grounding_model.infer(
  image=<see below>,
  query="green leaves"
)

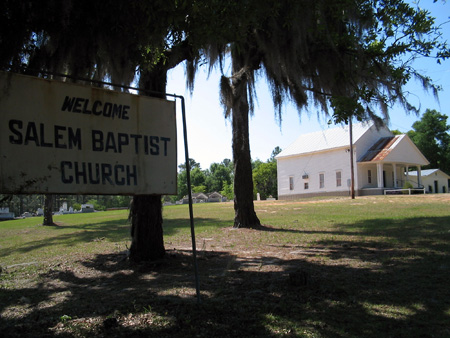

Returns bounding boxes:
[408,109,450,174]
[252,161,277,200]
[329,96,367,125]
[177,159,233,199]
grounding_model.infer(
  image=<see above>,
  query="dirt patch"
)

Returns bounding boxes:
[2,195,449,337]
[1,240,348,337]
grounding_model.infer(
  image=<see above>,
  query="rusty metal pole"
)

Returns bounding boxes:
[180,96,201,304]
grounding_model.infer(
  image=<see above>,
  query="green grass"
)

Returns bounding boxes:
[1,195,450,337]
[0,210,130,267]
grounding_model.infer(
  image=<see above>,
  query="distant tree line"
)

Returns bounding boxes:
[174,158,234,202]
[252,146,282,200]
[167,146,282,203]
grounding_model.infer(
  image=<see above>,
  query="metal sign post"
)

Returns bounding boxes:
[179,95,201,303]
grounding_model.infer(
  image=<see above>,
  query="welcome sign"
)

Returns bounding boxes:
[0,71,177,195]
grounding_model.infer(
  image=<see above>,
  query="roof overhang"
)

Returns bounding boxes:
[358,134,429,166]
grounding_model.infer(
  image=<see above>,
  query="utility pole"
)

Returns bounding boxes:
[349,118,355,199]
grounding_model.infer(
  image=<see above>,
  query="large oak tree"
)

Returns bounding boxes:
[0,0,191,260]
[188,0,449,227]
[1,0,448,257]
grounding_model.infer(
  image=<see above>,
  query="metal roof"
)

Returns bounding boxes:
[276,121,376,158]
[407,169,450,178]
[358,133,429,165]
[358,135,401,162]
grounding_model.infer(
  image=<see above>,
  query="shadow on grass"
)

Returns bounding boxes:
[0,216,227,258]
[0,219,130,258]
[333,215,450,255]
[1,216,449,337]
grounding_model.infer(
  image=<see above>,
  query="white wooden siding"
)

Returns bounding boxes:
[277,147,355,197]
[383,136,429,165]
[408,169,450,193]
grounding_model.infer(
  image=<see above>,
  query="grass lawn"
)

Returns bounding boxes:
[1,195,450,337]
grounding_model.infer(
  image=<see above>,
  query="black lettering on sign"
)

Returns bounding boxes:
[61,161,73,183]
[54,125,67,148]
[92,101,102,115]
[88,163,100,184]
[150,136,159,155]
[101,163,114,185]
[75,162,87,184]
[92,130,103,151]
[39,124,53,147]
[24,122,39,146]
[115,165,125,185]
[61,96,130,120]
[60,161,138,186]
[105,132,117,153]
[103,102,112,117]
[122,105,130,120]
[161,137,170,156]
[8,120,82,150]
[89,130,171,155]
[112,105,122,119]
[117,133,129,153]
[61,96,76,111]
[130,134,142,154]
[82,99,91,114]
[68,128,82,150]
[144,135,149,155]
[127,165,137,185]
[9,119,23,144]
[73,98,83,113]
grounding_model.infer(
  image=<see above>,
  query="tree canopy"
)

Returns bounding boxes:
[192,0,449,125]
[176,159,233,200]
[1,0,449,247]
[253,161,278,200]
[407,109,450,174]
[186,0,449,227]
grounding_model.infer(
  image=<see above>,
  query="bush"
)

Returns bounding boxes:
[221,182,234,200]
[403,181,413,189]
[87,199,106,211]
[403,181,414,194]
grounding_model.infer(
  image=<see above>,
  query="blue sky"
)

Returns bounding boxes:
[167,1,450,169]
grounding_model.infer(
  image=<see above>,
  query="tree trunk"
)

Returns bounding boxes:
[231,56,261,228]
[129,195,165,261]
[128,66,167,262]
[19,195,24,216]
[43,194,54,225]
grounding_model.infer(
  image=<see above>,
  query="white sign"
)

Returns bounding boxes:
[0,71,177,195]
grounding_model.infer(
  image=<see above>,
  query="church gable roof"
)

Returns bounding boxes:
[359,134,429,165]
[276,122,380,158]
[358,136,399,162]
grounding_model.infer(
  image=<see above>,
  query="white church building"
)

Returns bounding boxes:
[276,122,430,199]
